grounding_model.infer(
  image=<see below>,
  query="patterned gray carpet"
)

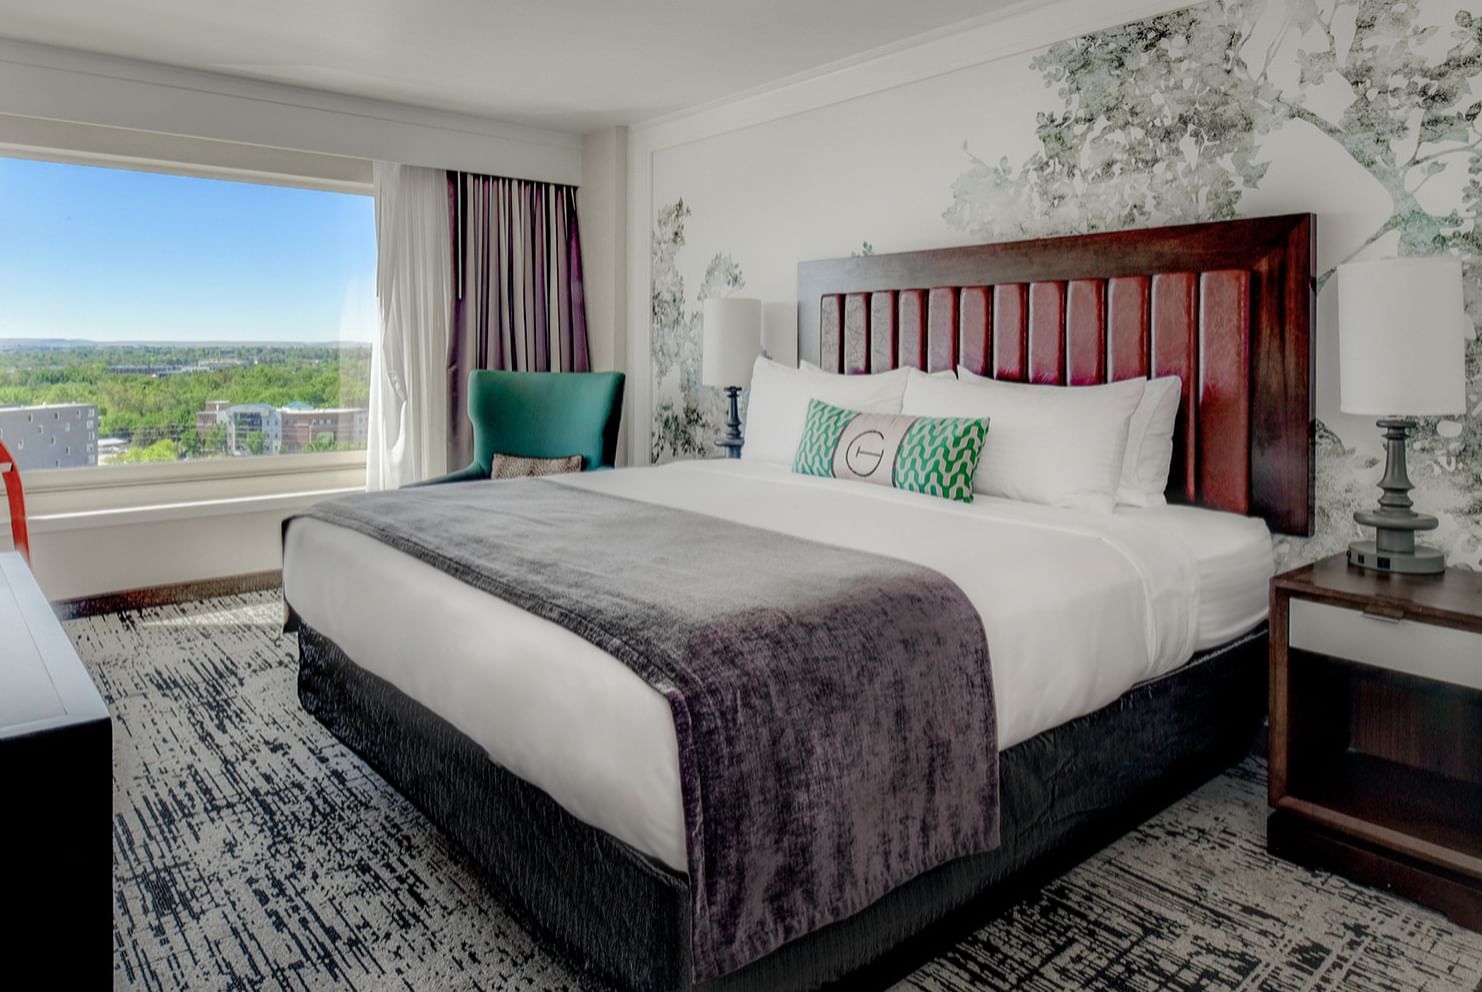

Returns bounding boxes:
[72,593,1482,991]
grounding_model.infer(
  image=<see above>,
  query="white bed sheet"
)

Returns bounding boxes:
[1116,503,1274,649]
[285,460,1248,874]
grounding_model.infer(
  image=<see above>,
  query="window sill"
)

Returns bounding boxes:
[24,450,367,494]
[18,451,367,520]
[27,487,361,533]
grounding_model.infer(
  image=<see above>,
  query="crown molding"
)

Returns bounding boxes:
[630,0,1193,151]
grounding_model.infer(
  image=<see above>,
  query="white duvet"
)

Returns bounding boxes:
[284,460,1262,874]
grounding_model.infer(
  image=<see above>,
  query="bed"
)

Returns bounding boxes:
[283,213,1314,992]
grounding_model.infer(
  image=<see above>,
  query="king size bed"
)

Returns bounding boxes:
[282,214,1314,991]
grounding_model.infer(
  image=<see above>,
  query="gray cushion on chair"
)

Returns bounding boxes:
[489,453,583,479]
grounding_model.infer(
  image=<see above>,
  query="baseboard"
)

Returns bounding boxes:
[51,570,282,620]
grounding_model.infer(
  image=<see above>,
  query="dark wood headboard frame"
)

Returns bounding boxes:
[797,214,1315,535]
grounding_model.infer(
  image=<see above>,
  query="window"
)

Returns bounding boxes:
[0,155,375,471]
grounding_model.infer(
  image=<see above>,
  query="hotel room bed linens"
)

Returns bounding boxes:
[1115,502,1274,647]
[283,459,1270,875]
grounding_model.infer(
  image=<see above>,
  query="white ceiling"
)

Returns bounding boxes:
[0,0,1019,132]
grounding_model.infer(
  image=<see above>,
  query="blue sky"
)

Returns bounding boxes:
[0,156,377,343]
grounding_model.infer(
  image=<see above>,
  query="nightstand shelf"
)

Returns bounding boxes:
[1283,750,1482,873]
[1269,554,1482,932]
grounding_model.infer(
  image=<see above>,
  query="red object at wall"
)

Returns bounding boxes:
[0,438,30,564]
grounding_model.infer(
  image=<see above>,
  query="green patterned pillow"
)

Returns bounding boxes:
[791,398,989,503]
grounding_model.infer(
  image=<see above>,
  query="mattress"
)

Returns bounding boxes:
[283,460,1268,875]
[1116,503,1274,647]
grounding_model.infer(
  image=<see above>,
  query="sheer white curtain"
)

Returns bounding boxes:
[367,162,452,491]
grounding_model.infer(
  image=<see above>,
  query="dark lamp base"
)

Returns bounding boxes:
[715,385,744,460]
[1348,417,1446,576]
[1347,540,1445,575]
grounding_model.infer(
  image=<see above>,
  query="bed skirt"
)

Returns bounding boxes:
[297,623,1267,992]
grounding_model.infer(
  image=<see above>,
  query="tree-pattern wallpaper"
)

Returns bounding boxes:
[650,0,1481,568]
[651,200,746,463]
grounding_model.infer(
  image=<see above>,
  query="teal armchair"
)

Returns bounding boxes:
[417,370,625,486]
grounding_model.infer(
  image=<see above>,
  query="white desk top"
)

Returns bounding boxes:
[0,552,108,738]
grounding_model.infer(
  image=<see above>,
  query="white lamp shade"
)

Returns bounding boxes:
[702,297,762,388]
[1337,257,1467,416]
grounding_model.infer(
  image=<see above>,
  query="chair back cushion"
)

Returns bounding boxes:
[489,453,584,479]
[467,370,625,472]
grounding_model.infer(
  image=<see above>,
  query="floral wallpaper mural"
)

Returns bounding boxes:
[943,0,1481,568]
[649,0,1480,568]
[650,199,746,463]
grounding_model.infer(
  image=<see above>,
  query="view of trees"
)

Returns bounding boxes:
[115,438,184,463]
[0,342,372,452]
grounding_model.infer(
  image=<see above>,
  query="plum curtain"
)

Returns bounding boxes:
[446,172,590,470]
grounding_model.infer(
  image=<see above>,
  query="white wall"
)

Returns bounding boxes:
[27,490,358,601]
[0,113,374,191]
[0,39,582,183]
[0,455,368,599]
[580,126,631,462]
[580,127,630,373]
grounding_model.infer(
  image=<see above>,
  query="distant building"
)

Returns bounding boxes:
[279,407,369,453]
[196,400,366,455]
[109,359,244,376]
[195,402,283,455]
[0,403,98,470]
[195,399,231,439]
[97,438,129,462]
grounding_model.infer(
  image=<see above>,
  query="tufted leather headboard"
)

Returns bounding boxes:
[797,214,1315,535]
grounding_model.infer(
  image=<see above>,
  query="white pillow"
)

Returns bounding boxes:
[955,367,1182,508]
[902,369,1142,512]
[1117,375,1182,507]
[742,357,910,466]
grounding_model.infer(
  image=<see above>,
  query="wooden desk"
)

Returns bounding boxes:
[0,551,112,981]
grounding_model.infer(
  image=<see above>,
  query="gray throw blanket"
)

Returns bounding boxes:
[295,478,999,979]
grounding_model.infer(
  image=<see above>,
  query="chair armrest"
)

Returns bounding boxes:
[405,463,488,488]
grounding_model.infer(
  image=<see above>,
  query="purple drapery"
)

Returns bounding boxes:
[447,172,590,468]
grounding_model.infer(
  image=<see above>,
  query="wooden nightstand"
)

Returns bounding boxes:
[1269,553,1482,932]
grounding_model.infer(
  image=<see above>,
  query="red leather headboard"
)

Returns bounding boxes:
[797,214,1314,535]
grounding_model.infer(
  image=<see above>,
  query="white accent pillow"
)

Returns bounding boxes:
[742,357,911,466]
[902,369,1142,512]
[954,367,1182,508]
[1116,375,1182,507]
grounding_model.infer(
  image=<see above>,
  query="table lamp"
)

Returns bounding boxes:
[702,297,762,458]
[1337,256,1467,574]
